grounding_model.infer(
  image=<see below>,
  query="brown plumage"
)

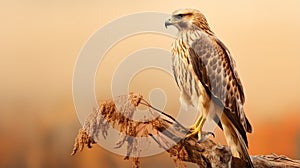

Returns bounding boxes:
[165,8,253,167]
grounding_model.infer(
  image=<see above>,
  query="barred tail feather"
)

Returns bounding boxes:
[236,128,254,168]
[221,114,254,168]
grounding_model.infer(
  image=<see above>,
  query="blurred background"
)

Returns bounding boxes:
[0,0,299,167]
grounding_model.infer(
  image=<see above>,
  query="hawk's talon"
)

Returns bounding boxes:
[186,126,215,142]
[186,125,200,139]
[206,131,215,138]
[197,131,215,143]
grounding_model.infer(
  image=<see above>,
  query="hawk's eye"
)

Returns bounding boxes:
[175,14,184,18]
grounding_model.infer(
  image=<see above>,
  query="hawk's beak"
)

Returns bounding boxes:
[165,17,173,28]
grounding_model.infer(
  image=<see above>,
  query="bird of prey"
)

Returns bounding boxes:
[165,9,253,167]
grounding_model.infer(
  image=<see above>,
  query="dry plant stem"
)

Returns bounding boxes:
[71,93,300,168]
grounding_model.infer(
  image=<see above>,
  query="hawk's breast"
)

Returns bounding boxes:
[171,31,209,108]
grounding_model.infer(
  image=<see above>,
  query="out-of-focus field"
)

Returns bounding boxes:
[0,1,299,167]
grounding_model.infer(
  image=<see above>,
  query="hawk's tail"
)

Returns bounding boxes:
[221,114,254,168]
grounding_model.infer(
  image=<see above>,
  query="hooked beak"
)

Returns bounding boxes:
[164,17,173,28]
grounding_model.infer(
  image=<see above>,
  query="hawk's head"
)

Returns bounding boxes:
[165,8,212,34]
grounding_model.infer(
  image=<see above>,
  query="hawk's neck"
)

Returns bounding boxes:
[171,30,202,57]
[179,30,202,45]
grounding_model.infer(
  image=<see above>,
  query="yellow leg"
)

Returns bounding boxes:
[196,116,206,140]
[186,99,211,140]
[186,113,209,141]
[190,113,203,130]
[187,113,204,138]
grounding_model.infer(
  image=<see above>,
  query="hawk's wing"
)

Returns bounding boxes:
[188,33,252,145]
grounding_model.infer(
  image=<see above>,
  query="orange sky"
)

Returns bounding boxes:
[0,0,299,167]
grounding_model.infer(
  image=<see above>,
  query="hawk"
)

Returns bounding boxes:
[165,9,253,167]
